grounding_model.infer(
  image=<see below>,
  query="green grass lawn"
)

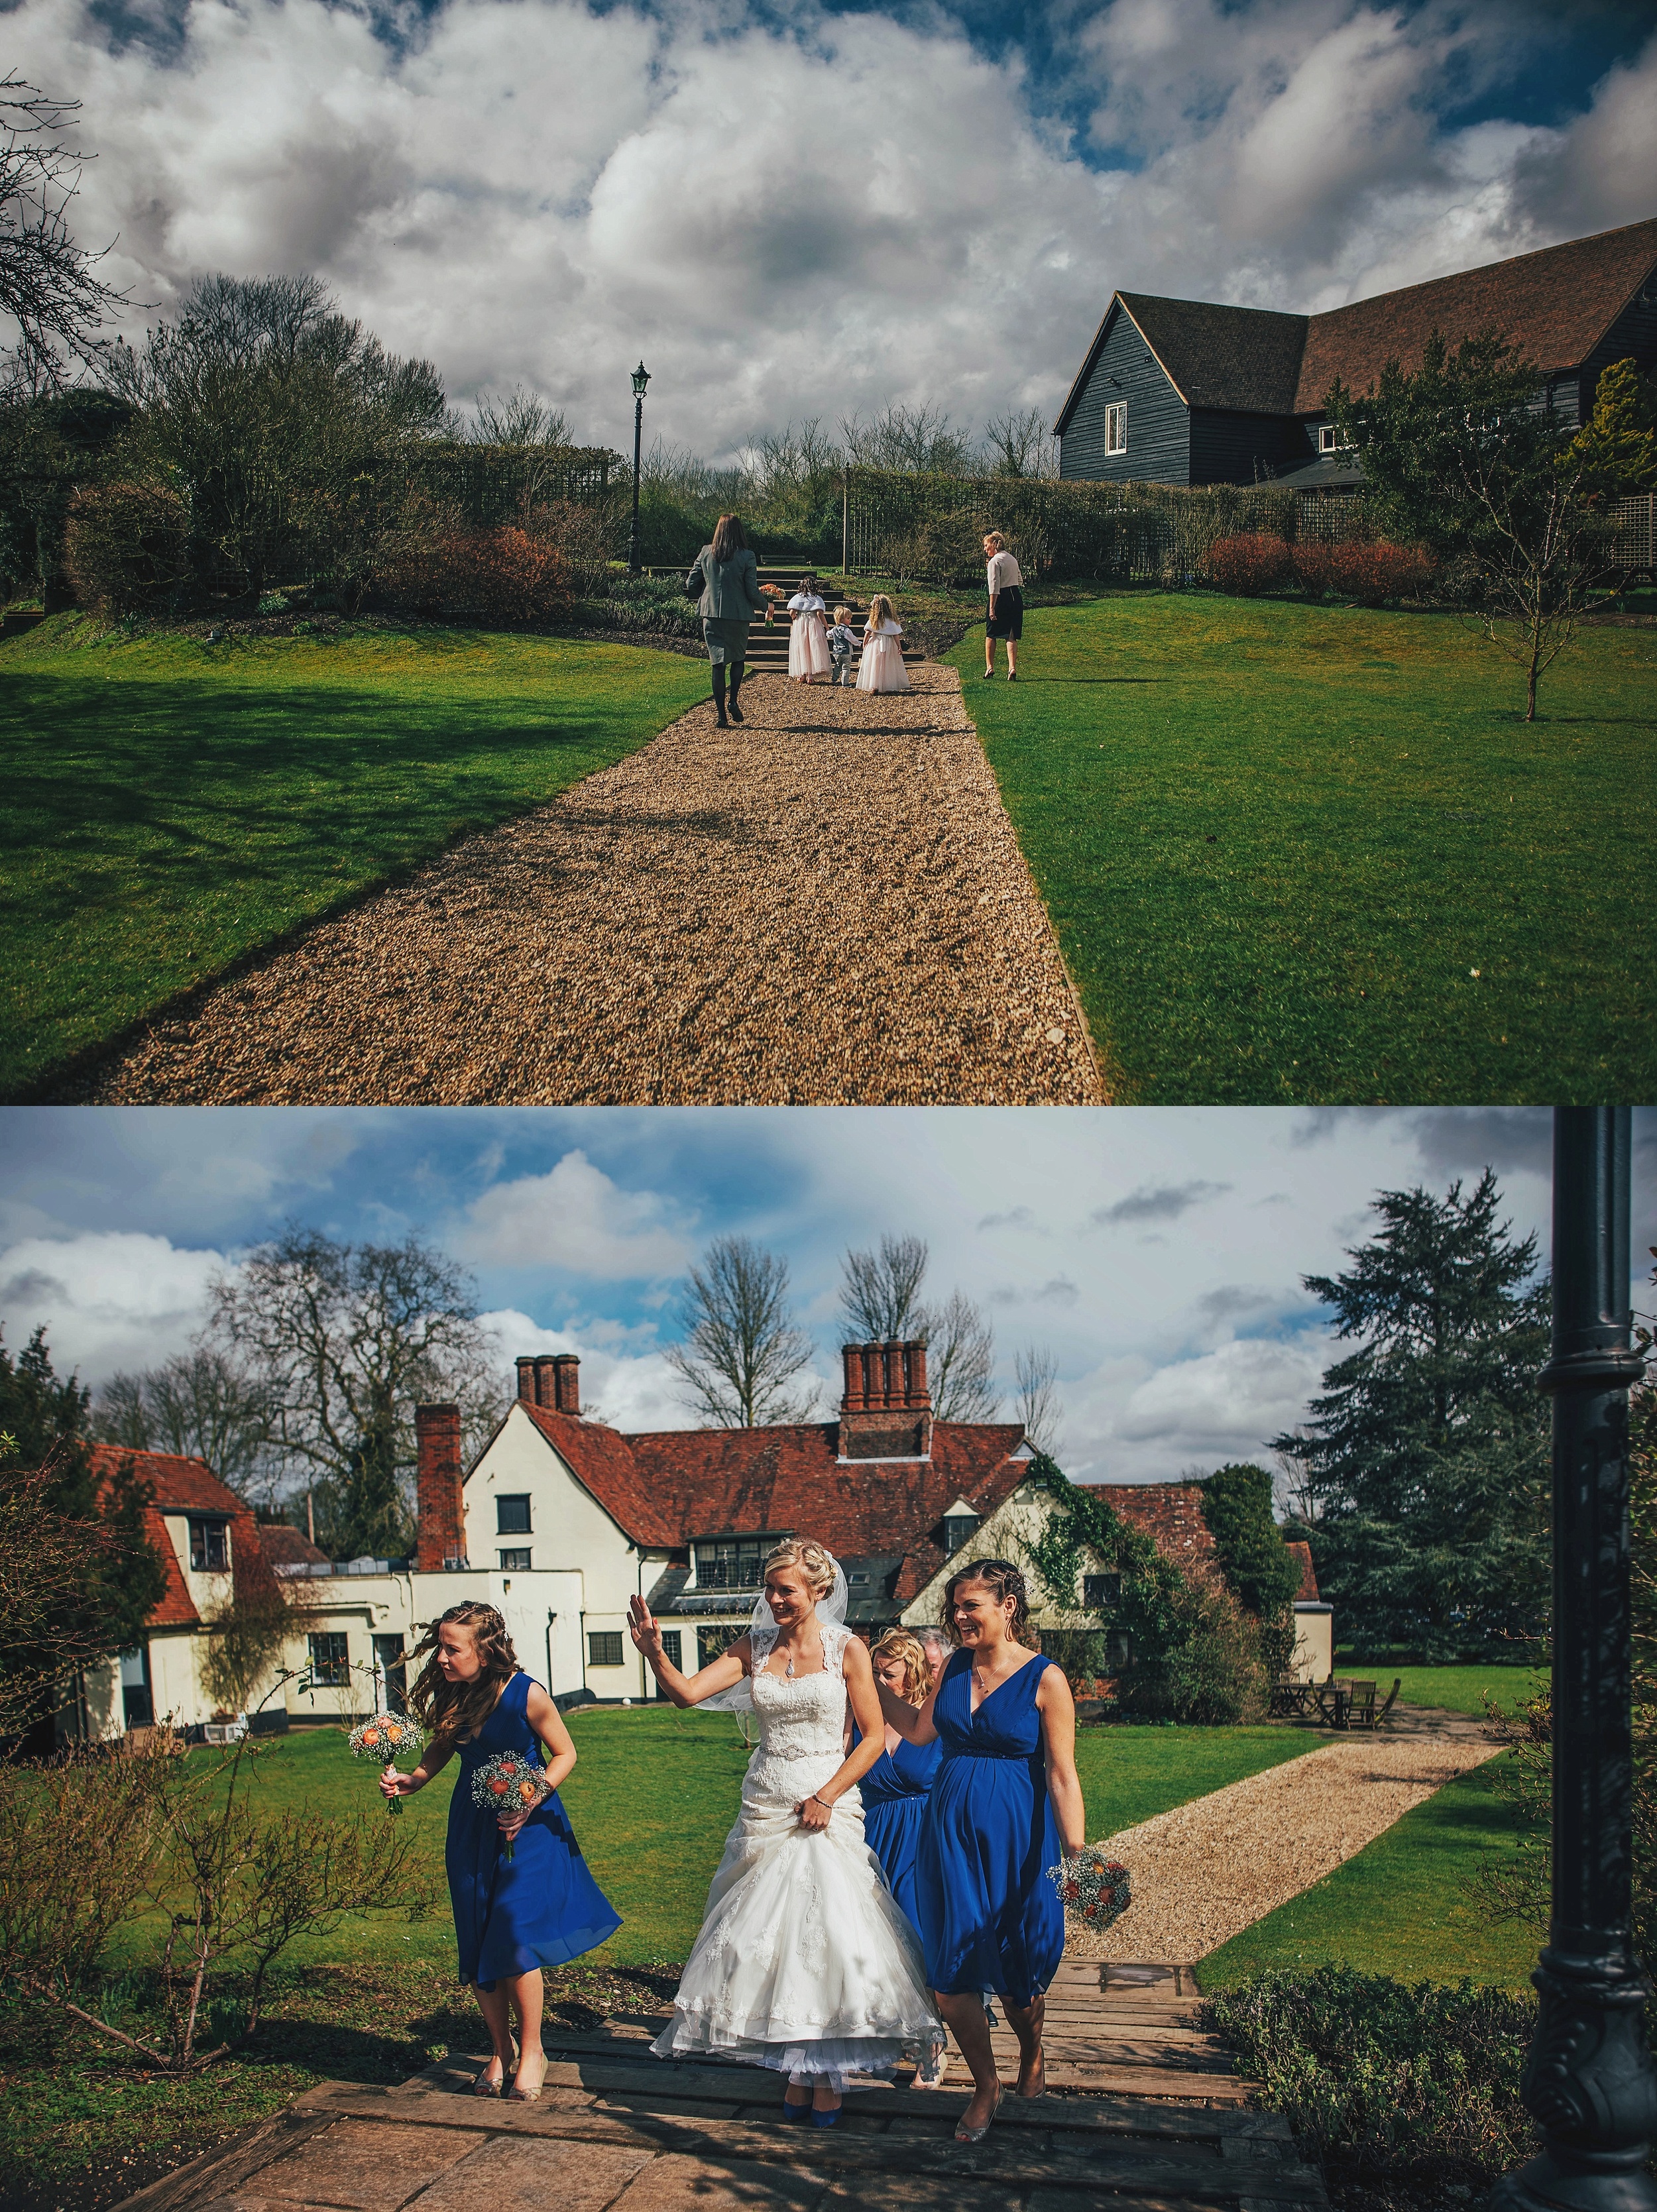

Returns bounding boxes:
[0,617,708,1097]
[948,593,1656,1103]
[1386,1666,1541,1718]
[1199,1756,1537,1991]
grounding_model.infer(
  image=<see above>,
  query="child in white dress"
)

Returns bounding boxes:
[787,575,832,684]
[856,594,910,694]
[628,1539,941,2128]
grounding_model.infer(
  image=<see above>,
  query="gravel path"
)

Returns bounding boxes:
[78,664,1103,1106]
[1071,1730,1499,1965]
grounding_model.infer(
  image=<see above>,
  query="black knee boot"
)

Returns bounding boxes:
[727,661,745,722]
[711,663,728,726]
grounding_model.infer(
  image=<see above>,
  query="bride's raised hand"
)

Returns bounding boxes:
[628,1594,663,1659]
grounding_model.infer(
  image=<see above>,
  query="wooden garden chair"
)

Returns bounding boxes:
[1343,1680,1380,1729]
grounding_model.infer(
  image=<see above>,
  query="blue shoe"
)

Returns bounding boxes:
[781,2098,811,2124]
[809,2105,841,2129]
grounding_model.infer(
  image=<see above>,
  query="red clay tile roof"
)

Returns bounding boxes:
[516,1408,1031,1596]
[1087,1482,1218,1565]
[89,1443,255,1631]
[1285,1539,1320,1603]
[1293,217,1657,410]
[254,1523,329,1569]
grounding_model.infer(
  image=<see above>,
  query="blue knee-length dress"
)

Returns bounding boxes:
[447,1671,621,1988]
[915,1651,1064,2003]
[853,1726,943,1939]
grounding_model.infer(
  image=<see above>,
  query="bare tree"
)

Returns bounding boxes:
[205,1227,498,1559]
[929,1290,1000,1422]
[839,1234,930,1341]
[839,403,974,476]
[1014,1346,1062,1454]
[468,384,570,447]
[95,1349,277,1501]
[982,408,1055,480]
[666,1237,819,1429]
[0,76,128,395]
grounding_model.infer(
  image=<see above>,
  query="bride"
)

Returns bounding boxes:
[626,1537,942,2127]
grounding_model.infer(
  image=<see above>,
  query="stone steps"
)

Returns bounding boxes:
[117,1957,1317,2212]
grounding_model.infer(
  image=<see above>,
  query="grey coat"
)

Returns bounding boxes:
[686,544,764,621]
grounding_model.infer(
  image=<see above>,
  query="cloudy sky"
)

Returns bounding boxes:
[3,1106,1652,1488]
[13,0,1655,455]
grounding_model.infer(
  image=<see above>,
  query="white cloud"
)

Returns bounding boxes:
[455,1150,690,1278]
[482,1305,711,1432]
[0,1231,231,1384]
[3,0,1643,455]
[1114,1332,1327,1453]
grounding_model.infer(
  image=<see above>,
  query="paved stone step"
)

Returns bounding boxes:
[284,2075,1323,2201]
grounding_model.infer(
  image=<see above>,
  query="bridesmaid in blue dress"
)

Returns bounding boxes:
[383,1601,621,2102]
[878,1560,1084,2146]
[859,1628,950,2089]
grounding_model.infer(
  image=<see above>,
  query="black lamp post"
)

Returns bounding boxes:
[628,360,650,575]
[1492,1106,1657,2212]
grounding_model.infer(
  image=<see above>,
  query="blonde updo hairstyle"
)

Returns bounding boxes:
[762,1536,838,1601]
[870,1628,931,1705]
[984,529,1008,551]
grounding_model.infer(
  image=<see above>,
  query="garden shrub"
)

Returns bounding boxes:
[1295,539,1435,604]
[378,518,570,621]
[1200,532,1293,595]
[62,480,189,612]
[1204,1967,1533,2184]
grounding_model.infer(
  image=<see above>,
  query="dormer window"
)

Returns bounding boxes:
[1318,425,1354,455]
[188,1517,229,1571]
[941,1501,980,1556]
[696,1537,766,1590]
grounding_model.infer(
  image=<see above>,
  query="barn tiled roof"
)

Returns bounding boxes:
[1117,295,1309,413]
[88,1442,253,1631]
[1293,217,1657,410]
[1060,219,1657,438]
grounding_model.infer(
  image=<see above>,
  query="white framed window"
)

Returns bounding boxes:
[1318,424,1337,453]
[498,1547,531,1572]
[1105,402,1127,456]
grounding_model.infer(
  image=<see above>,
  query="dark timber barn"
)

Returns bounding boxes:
[1055,217,1657,489]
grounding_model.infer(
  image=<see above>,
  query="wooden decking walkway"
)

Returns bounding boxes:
[121,1957,1323,2212]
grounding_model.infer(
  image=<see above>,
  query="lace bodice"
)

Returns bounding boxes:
[744,1624,852,1793]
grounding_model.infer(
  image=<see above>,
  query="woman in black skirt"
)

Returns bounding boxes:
[983,530,1023,682]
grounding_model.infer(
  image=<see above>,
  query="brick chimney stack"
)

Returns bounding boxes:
[518,1353,581,1415]
[551,1355,581,1415]
[837,1341,932,1461]
[415,1403,467,1571]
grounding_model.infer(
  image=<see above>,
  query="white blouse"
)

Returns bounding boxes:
[787,592,826,614]
[866,618,903,636]
[987,551,1023,592]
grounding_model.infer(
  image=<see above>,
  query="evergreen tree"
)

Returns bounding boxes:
[0,1326,166,1735]
[1275,1172,1550,1658]
[1200,1464,1302,1618]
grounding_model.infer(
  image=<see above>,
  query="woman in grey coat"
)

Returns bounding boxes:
[685,513,763,727]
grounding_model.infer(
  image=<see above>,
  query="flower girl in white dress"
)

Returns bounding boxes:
[786,577,832,683]
[627,1539,941,2126]
[856,594,910,693]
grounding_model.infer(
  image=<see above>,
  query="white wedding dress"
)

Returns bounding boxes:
[652,1618,943,2081]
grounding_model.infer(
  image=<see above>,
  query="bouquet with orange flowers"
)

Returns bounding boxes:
[471,1751,550,1860]
[349,1712,426,1814]
[1047,1846,1131,1931]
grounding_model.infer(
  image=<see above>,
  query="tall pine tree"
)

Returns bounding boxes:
[0,1327,166,1740]
[1276,1172,1550,1659]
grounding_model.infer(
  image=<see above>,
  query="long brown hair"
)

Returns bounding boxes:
[943,1557,1031,1645]
[408,1601,521,1742]
[711,514,747,562]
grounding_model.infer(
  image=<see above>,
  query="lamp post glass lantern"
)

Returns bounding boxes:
[1491,1105,1657,2212]
[628,360,650,575]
